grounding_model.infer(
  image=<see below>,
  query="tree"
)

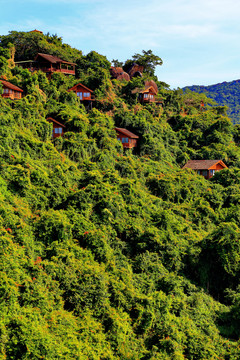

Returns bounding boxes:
[123,50,163,77]
[111,59,124,68]
[0,31,81,62]
[76,51,111,75]
[0,46,10,76]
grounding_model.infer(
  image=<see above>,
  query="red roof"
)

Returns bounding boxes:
[46,117,66,128]
[31,29,43,34]
[115,127,139,139]
[0,79,23,92]
[68,83,93,93]
[35,53,75,65]
[183,160,227,170]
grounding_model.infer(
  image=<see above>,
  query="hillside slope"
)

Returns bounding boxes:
[0,30,240,359]
[183,79,240,124]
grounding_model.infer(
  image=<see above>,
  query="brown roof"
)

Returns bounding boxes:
[30,29,43,34]
[139,86,158,95]
[68,83,93,93]
[0,79,23,92]
[115,127,139,139]
[183,160,227,170]
[35,53,75,65]
[145,80,158,93]
[132,85,158,96]
[46,117,66,127]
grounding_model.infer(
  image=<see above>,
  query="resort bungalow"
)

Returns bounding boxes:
[131,81,162,105]
[15,53,76,78]
[68,83,95,109]
[183,159,228,179]
[138,86,158,104]
[115,127,139,149]
[0,79,23,100]
[47,117,66,138]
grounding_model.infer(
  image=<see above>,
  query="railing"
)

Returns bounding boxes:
[59,68,75,75]
[2,93,21,100]
[16,63,76,76]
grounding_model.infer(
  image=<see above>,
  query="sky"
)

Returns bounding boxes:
[1,0,240,89]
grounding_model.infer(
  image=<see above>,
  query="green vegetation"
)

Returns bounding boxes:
[0,30,240,359]
[183,80,240,124]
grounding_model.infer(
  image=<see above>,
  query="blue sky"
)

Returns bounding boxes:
[1,0,240,88]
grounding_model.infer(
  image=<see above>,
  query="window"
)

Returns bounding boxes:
[77,92,83,100]
[54,128,63,134]
[122,137,129,143]
[202,170,208,177]
[144,94,149,99]
[84,92,90,98]
[210,169,215,176]
[3,88,9,94]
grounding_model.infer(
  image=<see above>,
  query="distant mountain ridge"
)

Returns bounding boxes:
[183,79,240,124]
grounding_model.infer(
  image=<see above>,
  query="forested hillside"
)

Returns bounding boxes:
[1,30,240,359]
[183,80,240,124]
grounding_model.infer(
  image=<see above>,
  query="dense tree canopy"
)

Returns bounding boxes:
[184,80,240,124]
[0,30,240,359]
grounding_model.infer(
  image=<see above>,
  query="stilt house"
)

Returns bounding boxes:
[47,117,66,138]
[115,127,139,149]
[0,79,23,100]
[68,83,95,109]
[15,53,76,78]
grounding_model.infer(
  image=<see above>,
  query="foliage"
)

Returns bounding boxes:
[183,80,240,124]
[123,50,163,77]
[0,30,240,359]
[0,30,82,62]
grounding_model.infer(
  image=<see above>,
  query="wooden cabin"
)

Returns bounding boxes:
[0,79,23,100]
[47,117,66,138]
[183,160,228,179]
[138,86,158,104]
[15,53,76,78]
[68,83,95,109]
[115,127,139,149]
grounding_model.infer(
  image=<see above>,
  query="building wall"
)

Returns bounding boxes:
[116,133,137,148]
[197,164,226,179]
[2,88,22,99]
[73,86,93,100]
